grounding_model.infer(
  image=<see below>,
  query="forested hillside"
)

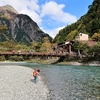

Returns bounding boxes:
[53,0,100,43]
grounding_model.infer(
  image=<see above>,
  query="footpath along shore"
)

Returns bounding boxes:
[0,65,50,100]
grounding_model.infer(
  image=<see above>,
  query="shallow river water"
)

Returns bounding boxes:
[1,62,100,100]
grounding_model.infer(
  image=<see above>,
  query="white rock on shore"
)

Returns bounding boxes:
[0,65,50,100]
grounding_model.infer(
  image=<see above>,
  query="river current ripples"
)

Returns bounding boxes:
[39,64,100,100]
[1,62,100,100]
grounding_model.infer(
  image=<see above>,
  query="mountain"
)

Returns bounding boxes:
[53,0,100,43]
[0,5,52,44]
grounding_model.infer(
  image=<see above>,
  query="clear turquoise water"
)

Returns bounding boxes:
[1,62,100,100]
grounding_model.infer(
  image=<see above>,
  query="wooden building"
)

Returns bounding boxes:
[52,41,74,55]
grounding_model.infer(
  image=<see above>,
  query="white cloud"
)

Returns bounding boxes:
[41,1,65,17]
[40,1,77,24]
[41,26,65,38]
[0,0,77,38]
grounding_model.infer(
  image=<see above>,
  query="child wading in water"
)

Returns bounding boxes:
[33,69,40,83]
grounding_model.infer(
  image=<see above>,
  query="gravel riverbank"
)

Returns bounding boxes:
[0,65,50,100]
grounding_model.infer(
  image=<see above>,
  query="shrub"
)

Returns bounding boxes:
[0,56,6,61]
[9,56,24,61]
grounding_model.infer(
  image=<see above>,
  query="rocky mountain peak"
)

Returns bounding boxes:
[2,5,18,14]
[0,5,18,19]
[0,5,52,44]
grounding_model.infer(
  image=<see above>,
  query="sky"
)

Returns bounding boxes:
[0,0,94,38]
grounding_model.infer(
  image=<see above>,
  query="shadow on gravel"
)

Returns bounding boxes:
[30,79,34,83]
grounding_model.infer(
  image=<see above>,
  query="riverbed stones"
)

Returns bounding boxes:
[0,65,50,100]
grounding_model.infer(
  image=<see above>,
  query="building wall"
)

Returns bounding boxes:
[75,33,88,41]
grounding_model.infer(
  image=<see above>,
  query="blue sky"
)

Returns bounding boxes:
[0,0,94,38]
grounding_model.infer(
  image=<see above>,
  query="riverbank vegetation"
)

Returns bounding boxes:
[56,41,100,64]
[0,38,100,65]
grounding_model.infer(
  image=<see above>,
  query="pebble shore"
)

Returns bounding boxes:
[0,65,50,100]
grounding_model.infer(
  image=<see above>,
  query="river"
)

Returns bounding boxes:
[1,62,100,100]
